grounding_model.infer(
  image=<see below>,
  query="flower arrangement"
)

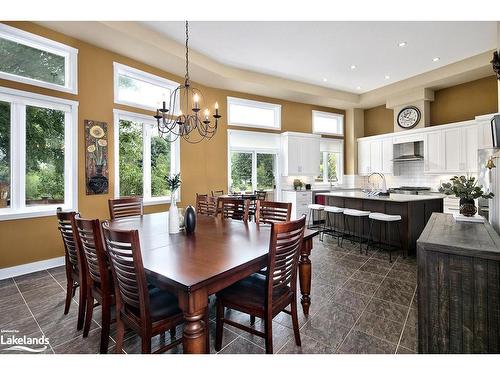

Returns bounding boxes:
[87,124,107,167]
[440,175,494,200]
[166,173,182,194]
[293,179,304,191]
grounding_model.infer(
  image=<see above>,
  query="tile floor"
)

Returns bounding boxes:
[0,236,417,354]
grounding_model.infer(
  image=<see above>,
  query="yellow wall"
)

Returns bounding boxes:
[0,21,344,269]
[364,105,394,137]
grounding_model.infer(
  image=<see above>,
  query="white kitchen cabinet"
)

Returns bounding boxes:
[381,138,394,174]
[357,139,371,176]
[424,131,444,173]
[476,113,496,149]
[463,125,479,173]
[443,128,461,172]
[369,140,382,173]
[281,132,320,176]
[281,190,312,219]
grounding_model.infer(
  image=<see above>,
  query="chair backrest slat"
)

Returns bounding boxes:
[211,190,224,197]
[75,215,111,290]
[254,190,267,201]
[102,222,150,322]
[56,208,80,269]
[266,216,306,304]
[255,201,292,224]
[219,197,250,222]
[196,193,217,216]
[108,197,143,220]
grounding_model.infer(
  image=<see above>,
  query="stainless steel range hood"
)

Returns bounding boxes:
[393,141,424,162]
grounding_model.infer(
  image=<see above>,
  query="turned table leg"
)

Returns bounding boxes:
[299,237,313,316]
[178,288,208,354]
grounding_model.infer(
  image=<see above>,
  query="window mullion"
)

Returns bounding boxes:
[10,103,26,210]
[323,152,328,183]
[252,152,257,192]
[143,123,152,200]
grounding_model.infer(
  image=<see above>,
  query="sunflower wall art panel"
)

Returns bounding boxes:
[85,120,109,195]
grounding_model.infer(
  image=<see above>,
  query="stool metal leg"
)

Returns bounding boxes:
[388,222,392,263]
[367,219,374,255]
[358,216,363,254]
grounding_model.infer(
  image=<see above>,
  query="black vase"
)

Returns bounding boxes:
[87,165,108,194]
[184,205,196,234]
[459,198,477,217]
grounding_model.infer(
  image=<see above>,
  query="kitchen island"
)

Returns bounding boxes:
[319,191,444,255]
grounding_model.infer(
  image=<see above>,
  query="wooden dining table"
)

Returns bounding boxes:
[108,212,319,354]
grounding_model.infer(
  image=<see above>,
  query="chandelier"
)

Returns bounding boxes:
[154,21,220,143]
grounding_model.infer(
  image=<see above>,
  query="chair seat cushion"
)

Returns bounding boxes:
[216,273,291,312]
[369,212,402,222]
[343,208,370,217]
[308,204,324,210]
[324,206,344,213]
[127,287,181,322]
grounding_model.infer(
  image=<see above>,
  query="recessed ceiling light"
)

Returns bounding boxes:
[322,78,328,82]
[432,57,440,62]
[350,65,357,70]
[398,41,407,47]
[384,75,390,80]
[356,86,362,90]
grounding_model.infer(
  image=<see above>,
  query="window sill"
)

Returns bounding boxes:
[143,197,180,207]
[0,205,76,221]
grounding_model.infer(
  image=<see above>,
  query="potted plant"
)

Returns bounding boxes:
[440,175,494,217]
[166,173,182,234]
[293,179,303,191]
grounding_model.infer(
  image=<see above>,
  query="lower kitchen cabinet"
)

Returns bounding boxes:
[282,190,312,220]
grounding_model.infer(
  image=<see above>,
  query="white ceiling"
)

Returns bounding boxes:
[142,21,497,94]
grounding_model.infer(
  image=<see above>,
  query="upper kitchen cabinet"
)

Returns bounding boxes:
[281,132,321,176]
[357,136,393,176]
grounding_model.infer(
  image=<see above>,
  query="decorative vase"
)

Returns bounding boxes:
[87,165,108,194]
[184,205,196,234]
[169,194,180,234]
[459,198,477,217]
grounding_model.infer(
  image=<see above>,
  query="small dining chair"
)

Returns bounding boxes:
[56,208,87,331]
[215,215,306,354]
[219,197,250,222]
[196,193,217,216]
[211,190,224,197]
[102,222,184,354]
[108,196,143,220]
[75,215,114,353]
[255,200,292,224]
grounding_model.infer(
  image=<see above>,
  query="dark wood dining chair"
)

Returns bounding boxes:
[108,197,143,220]
[215,215,306,354]
[211,190,224,197]
[196,193,217,216]
[75,215,114,354]
[56,208,87,331]
[219,197,250,222]
[254,190,267,201]
[255,200,292,224]
[101,222,184,354]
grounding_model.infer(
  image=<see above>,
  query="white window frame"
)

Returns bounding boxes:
[316,139,344,186]
[113,109,180,205]
[227,96,281,130]
[227,129,281,199]
[0,24,78,94]
[0,86,78,221]
[312,110,344,136]
[113,62,180,112]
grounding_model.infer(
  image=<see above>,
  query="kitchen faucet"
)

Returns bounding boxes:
[368,172,388,193]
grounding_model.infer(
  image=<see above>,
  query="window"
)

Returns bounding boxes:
[312,110,344,136]
[316,139,343,184]
[114,62,179,111]
[0,86,78,220]
[0,24,78,94]
[227,97,281,130]
[114,110,180,204]
[227,130,280,200]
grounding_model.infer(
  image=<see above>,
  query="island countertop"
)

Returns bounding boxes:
[318,191,445,202]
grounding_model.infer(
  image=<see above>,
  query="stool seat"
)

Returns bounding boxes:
[343,208,370,217]
[324,206,344,214]
[308,204,325,210]
[369,212,402,222]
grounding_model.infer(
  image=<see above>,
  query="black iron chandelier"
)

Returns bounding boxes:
[154,21,220,143]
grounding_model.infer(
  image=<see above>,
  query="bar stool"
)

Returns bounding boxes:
[341,208,371,253]
[366,212,403,263]
[321,206,344,245]
[307,204,325,229]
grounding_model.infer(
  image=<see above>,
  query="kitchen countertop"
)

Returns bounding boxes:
[319,191,446,202]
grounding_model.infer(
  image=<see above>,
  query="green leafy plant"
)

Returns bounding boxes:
[440,175,494,200]
[293,179,303,190]
[166,173,181,193]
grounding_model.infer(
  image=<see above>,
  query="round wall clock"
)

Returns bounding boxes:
[397,106,421,129]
